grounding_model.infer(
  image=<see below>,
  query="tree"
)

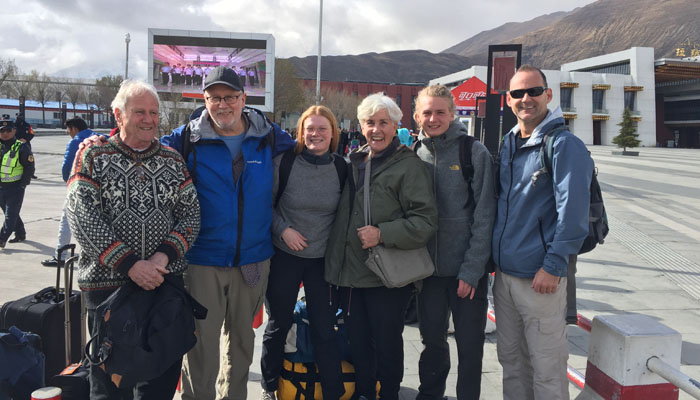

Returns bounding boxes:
[159,91,195,137]
[94,75,123,127]
[273,58,306,123]
[303,85,361,129]
[0,58,17,90]
[64,82,85,117]
[29,70,52,126]
[613,108,641,151]
[8,72,33,101]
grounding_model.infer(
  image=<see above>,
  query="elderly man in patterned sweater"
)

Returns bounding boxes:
[66,80,200,400]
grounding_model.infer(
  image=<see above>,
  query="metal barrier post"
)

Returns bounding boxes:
[647,356,700,399]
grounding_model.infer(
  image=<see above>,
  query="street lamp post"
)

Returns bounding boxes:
[125,33,131,79]
[315,0,323,105]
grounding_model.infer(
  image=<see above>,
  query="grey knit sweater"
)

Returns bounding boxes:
[415,121,496,287]
[272,150,343,258]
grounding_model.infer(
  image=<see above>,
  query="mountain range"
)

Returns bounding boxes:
[288,0,700,84]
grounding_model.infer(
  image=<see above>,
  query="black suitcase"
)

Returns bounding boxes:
[0,244,82,379]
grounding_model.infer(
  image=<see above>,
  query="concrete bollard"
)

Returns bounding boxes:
[576,314,681,400]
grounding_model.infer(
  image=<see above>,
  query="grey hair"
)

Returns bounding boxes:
[111,80,160,114]
[357,92,403,123]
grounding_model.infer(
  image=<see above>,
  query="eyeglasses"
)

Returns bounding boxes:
[205,94,242,105]
[508,86,547,99]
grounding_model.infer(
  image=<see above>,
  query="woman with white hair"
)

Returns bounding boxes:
[325,93,437,400]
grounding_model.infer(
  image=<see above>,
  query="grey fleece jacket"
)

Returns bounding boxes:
[271,151,343,258]
[415,121,497,287]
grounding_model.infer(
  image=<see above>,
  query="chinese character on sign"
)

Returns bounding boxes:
[692,49,700,57]
[676,48,686,57]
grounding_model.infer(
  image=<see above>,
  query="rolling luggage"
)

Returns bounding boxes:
[0,244,82,379]
[48,253,89,400]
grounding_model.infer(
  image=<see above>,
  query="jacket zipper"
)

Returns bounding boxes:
[537,217,547,252]
[497,135,516,267]
[430,139,439,274]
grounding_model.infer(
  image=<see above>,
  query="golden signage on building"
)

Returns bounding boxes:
[674,39,700,58]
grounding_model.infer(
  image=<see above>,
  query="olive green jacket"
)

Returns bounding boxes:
[325,143,438,288]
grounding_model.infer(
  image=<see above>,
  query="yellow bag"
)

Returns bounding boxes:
[277,359,379,400]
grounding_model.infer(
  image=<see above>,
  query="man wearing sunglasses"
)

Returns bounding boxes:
[161,66,294,400]
[492,65,593,400]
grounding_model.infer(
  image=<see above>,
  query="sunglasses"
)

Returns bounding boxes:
[508,86,547,99]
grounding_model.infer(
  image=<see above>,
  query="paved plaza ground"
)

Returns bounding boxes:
[1,133,699,399]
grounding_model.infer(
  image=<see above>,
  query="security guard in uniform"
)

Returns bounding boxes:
[0,118,35,248]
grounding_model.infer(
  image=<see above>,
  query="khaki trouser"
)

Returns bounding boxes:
[181,261,270,400]
[493,270,569,400]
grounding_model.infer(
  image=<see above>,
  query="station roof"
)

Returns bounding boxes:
[654,58,700,82]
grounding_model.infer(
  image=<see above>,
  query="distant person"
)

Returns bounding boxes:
[15,113,36,179]
[161,62,172,85]
[0,118,34,249]
[412,85,496,400]
[67,80,200,399]
[248,68,257,87]
[238,67,247,87]
[184,65,194,87]
[492,65,592,400]
[194,65,203,86]
[42,117,98,267]
[173,64,183,86]
[397,127,413,146]
[336,128,350,155]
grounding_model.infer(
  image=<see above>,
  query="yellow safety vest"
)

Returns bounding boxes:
[1,141,23,183]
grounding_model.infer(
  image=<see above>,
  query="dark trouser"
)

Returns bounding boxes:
[338,284,413,400]
[416,274,488,400]
[84,281,183,400]
[0,185,26,242]
[566,255,578,324]
[161,72,168,85]
[260,248,344,399]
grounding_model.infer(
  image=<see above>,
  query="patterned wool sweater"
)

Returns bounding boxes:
[66,135,200,291]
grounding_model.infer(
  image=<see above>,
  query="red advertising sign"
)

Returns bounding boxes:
[452,77,495,109]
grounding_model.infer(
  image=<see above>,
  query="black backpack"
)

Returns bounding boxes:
[533,126,609,254]
[275,149,348,208]
[412,134,479,208]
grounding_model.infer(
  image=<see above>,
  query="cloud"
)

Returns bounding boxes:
[2,0,597,80]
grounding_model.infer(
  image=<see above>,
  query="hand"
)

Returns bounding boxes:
[78,135,108,150]
[457,280,476,299]
[148,251,169,268]
[281,227,308,252]
[357,225,381,249]
[18,138,27,143]
[127,260,169,291]
[531,267,559,294]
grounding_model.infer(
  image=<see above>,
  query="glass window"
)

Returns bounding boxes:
[592,90,605,113]
[624,91,636,111]
[560,88,573,111]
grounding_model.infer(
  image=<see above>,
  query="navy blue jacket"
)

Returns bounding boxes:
[161,107,294,267]
[62,129,98,182]
[492,108,593,278]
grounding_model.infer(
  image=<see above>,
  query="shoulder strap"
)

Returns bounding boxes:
[275,149,297,208]
[540,125,569,176]
[331,153,348,191]
[409,140,421,153]
[180,124,198,185]
[459,135,476,208]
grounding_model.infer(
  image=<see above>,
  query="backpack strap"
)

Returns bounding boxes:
[532,125,568,186]
[275,149,297,208]
[331,153,348,190]
[459,135,476,208]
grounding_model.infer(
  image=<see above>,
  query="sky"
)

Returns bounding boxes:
[2,0,597,80]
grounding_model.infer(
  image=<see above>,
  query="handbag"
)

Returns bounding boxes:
[362,157,435,288]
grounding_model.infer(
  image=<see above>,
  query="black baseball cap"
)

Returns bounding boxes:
[0,119,15,131]
[203,66,243,92]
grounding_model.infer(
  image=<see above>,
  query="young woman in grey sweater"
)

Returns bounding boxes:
[260,105,347,400]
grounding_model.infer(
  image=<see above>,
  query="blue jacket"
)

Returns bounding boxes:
[492,107,592,278]
[161,107,295,268]
[62,129,98,182]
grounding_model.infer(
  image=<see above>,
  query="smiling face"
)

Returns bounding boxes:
[303,114,333,155]
[362,108,398,154]
[506,70,552,136]
[116,92,159,149]
[204,84,247,135]
[414,96,454,137]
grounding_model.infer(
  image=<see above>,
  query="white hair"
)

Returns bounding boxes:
[357,92,403,123]
[111,80,160,114]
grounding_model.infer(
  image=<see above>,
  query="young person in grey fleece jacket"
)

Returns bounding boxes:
[413,85,496,400]
[260,105,346,400]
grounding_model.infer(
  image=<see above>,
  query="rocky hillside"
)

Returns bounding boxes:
[287,50,475,84]
[444,0,700,69]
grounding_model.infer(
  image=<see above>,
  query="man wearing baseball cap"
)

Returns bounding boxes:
[161,66,294,400]
[0,118,35,248]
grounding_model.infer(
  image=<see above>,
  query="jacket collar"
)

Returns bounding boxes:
[507,106,566,148]
[189,106,272,141]
[417,120,469,147]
